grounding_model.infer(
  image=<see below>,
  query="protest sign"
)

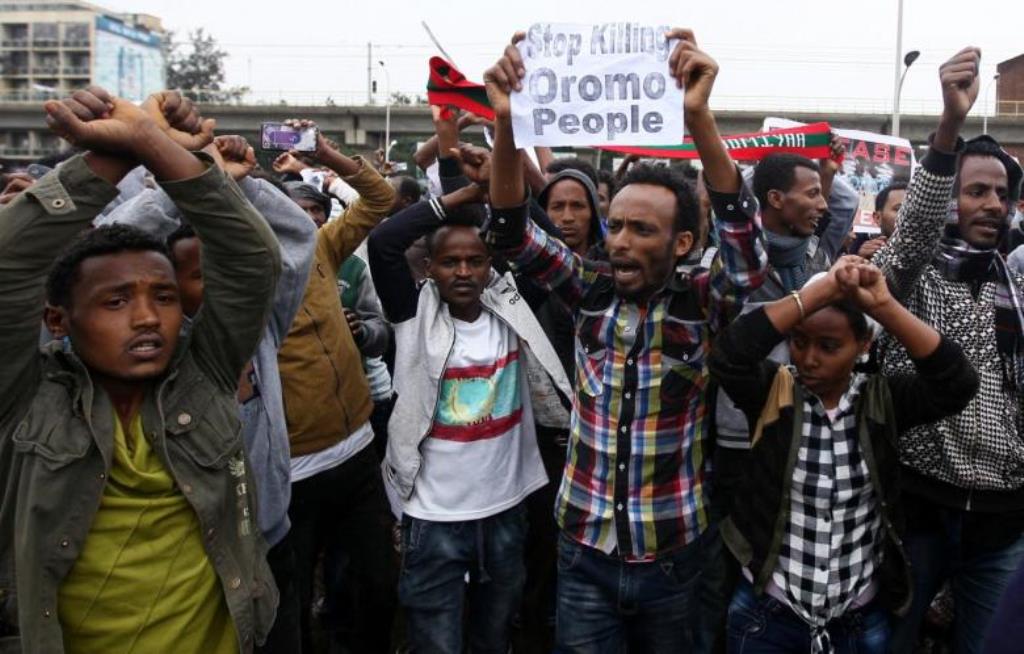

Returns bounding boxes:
[509,23,683,148]
[602,122,833,161]
[763,117,916,234]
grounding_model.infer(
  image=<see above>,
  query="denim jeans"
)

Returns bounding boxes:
[890,500,1024,654]
[554,531,703,653]
[398,502,528,654]
[726,578,889,653]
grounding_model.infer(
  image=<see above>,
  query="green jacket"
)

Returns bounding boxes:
[0,154,283,653]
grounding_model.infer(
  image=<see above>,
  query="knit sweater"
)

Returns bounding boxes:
[874,143,1024,510]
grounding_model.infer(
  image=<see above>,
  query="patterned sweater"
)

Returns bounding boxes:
[874,143,1024,508]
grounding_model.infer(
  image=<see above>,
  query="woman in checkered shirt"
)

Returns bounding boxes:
[708,257,978,653]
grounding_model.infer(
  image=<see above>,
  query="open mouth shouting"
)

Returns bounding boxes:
[127,333,165,361]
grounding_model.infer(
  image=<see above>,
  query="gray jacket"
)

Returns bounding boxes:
[100,176,316,545]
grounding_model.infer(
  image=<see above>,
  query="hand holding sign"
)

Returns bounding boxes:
[666,28,718,119]
[483,32,527,122]
[507,23,684,147]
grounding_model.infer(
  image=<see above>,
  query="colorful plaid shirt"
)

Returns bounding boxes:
[489,179,766,560]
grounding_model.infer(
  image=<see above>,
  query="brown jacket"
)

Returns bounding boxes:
[277,159,394,456]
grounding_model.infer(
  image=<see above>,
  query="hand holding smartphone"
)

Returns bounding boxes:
[260,122,318,152]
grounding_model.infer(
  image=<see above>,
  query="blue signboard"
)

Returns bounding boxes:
[93,16,165,102]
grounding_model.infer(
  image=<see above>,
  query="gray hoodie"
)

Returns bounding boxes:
[97,175,317,546]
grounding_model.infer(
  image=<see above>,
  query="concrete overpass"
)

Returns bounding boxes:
[2,102,1023,164]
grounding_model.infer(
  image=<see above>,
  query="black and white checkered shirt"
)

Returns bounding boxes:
[773,372,884,628]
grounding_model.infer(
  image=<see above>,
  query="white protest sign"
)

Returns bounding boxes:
[510,23,683,148]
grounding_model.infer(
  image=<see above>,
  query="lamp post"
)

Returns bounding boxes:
[377,60,391,163]
[983,73,1001,135]
[893,49,920,137]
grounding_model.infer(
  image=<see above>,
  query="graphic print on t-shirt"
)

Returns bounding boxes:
[432,348,522,442]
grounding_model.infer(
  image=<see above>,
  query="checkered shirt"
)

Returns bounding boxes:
[773,372,884,627]
[498,182,766,560]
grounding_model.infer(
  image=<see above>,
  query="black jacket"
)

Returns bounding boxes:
[708,307,979,615]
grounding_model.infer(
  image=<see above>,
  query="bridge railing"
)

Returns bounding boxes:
[2,89,1022,118]
[0,89,948,114]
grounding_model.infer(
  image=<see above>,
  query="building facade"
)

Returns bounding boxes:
[0,0,164,160]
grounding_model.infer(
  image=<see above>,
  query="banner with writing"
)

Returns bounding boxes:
[510,23,683,148]
[763,117,916,233]
[601,122,833,161]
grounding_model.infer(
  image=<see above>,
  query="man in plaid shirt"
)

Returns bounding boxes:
[485,29,767,651]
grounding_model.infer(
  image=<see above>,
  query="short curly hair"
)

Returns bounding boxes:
[46,224,172,308]
[618,163,699,234]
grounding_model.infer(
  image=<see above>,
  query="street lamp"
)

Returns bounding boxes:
[983,73,1001,135]
[892,49,920,137]
[377,60,391,165]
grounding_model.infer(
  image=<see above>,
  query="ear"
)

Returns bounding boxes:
[423,257,433,279]
[43,304,69,339]
[767,189,785,211]
[673,230,695,259]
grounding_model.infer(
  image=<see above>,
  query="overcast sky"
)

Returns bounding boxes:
[102,0,1021,115]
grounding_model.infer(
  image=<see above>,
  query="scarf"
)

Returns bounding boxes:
[932,226,1024,390]
[764,229,811,293]
[601,122,834,161]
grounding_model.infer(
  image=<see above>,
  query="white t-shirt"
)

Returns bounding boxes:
[404,311,547,521]
[290,421,374,483]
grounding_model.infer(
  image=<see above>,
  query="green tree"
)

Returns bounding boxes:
[165,29,249,104]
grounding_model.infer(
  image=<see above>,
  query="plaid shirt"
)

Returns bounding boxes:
[775,372,883,628]
[492,180,766,560]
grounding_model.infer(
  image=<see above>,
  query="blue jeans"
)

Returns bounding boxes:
[726,579,889,653]
[555,532,703,653]
[398,503,528,654]
[890,503,1024,654]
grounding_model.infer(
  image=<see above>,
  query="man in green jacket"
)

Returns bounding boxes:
[0,86,281,653]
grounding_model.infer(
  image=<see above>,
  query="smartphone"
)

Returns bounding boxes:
[260,122,318,152]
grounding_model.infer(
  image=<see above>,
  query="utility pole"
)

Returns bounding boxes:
[367,42,373,104]
[891,0,904,136]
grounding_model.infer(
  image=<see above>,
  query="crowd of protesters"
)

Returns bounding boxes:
[1,27,1024,654]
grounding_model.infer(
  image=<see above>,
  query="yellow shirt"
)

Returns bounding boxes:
[58,414,238,653]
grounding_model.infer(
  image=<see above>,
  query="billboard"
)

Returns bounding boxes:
[93,16,165,102]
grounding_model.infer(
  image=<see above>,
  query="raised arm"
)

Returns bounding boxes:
[218,135,317,348]
[285,119,395,273]
[669,31,766,326]
[873,47,980,299]
[707,306,788,422]
[833,258,978,431]
[150,127,283,390]
[0,87,216,421]
[484,32,607,308]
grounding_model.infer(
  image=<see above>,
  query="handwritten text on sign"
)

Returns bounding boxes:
[510,23,683,147]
